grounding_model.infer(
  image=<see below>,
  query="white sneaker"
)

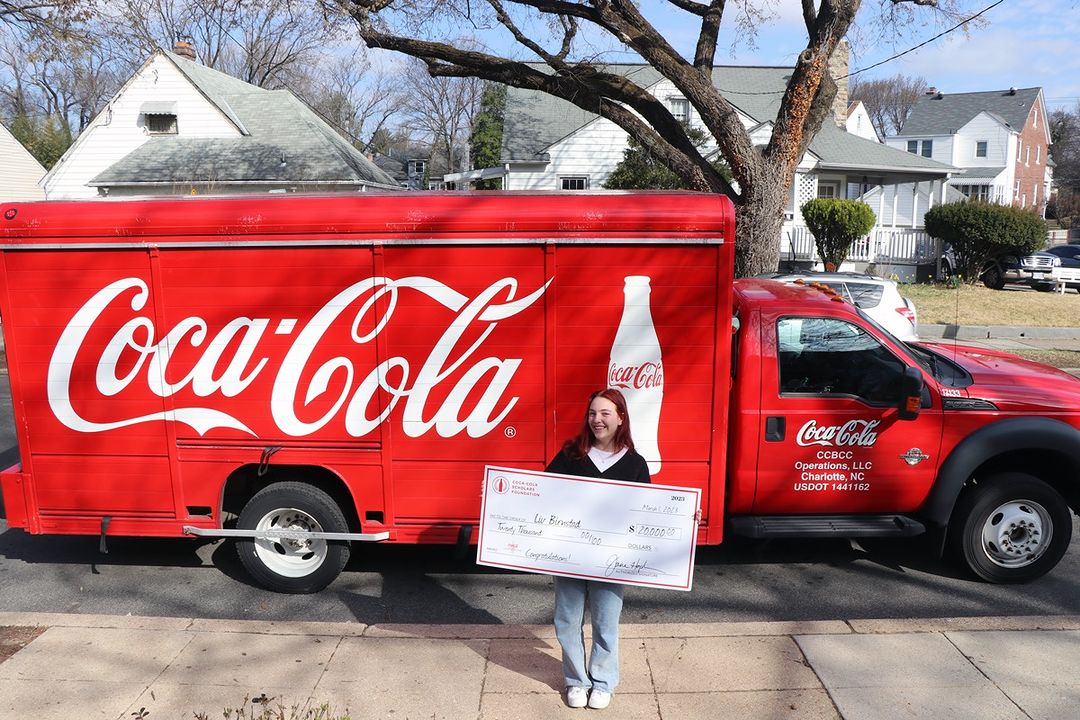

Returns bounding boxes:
[566,686,588,708]
[588,689,612,709]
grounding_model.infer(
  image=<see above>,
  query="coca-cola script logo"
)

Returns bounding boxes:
[608,361,664,391]
[47,275,550,438]
[795,419,880,448]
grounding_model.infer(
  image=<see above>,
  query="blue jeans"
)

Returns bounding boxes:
[553,576,624,692]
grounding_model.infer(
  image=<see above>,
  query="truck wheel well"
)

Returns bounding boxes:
[221,465,362,533]
[968,450,1080,512]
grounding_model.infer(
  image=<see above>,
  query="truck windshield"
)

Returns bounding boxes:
[853,306,932,374]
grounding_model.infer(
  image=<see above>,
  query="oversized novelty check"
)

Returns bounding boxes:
[477,465,701,591]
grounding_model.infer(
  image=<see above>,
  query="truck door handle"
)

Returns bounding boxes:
[765,416,785,442]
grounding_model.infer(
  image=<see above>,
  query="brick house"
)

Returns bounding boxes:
[886,87,1052,215]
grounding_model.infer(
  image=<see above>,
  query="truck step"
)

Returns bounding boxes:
[728,514,926,539]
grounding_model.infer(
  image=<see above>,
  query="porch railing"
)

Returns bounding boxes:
[783,226,936,266]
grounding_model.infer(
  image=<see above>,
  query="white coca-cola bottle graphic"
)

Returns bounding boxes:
[608,276,664,475]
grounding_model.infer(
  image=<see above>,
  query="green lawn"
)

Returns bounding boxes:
[902,282,1080,327]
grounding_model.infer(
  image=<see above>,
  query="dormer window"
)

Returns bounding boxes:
[408,159,426,175]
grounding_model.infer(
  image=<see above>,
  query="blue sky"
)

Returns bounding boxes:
[677,0,1080,112]
[424,0,1080,113]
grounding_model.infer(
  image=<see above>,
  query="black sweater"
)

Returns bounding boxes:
[545,447,651,484]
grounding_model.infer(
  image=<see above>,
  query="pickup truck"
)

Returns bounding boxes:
[0,192,1076,592]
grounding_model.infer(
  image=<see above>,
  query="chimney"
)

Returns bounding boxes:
[173,40,197,61]
[828,39,849,129]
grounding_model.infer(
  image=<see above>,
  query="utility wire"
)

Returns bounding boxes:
[715,0,1007,95]
[844,0,1006,80]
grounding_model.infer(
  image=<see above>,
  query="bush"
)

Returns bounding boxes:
[924,201,1047,282]
[799,198,877,270]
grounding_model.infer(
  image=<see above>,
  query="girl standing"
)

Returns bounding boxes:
[545,388,650,709]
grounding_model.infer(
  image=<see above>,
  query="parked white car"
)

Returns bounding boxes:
[768,272,919,340]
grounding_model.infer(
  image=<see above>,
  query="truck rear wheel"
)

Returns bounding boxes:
[236,482,351,593]
[949,473,1072,583]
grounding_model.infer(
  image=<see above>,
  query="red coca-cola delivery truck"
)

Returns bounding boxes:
[1,193,1078,593]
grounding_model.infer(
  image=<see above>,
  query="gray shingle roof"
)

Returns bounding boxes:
[897,88,1041,136]
[92,51,398,188]
[501,65,951,174]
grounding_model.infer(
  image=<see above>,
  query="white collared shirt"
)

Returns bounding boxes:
[588,446,627,472]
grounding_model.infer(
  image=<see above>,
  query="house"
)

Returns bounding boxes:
[447,50,955,276]
[845,101,880,143]
[0,121,46,201]
[886,87,1051,215]
[43,43,398,199]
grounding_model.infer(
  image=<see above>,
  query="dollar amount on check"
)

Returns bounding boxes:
[477,466,701,591]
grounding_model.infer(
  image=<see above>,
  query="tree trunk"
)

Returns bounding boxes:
[733,167,789,278]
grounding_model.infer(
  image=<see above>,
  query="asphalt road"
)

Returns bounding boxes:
[0,376,1078,625]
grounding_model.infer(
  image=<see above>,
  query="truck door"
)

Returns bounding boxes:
[754,315,943,513]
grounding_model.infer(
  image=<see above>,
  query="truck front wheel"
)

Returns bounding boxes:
[949,473,1072,583]
[236,482,351,593]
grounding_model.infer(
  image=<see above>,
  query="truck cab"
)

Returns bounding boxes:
[728,278,1080,584]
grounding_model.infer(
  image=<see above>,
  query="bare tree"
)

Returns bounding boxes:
[0,0,89,34]
[0,25,128,136]
[1050,104,1080,192]
[850,73,927,138]
[340,0,975,276]
[401,57,483,174]
[285,55,406,150]
[109,0,349,89]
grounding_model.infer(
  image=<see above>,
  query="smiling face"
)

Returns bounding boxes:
[588,396,624,450]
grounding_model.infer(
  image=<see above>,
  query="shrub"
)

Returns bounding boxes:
[924,201,1046,282]
[799,198,877,270]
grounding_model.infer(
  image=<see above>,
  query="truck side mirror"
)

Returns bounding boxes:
[898,366,924,421]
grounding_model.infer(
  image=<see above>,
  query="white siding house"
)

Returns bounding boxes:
[43,47,398,199]
[0,122,46,201]
[452,63,954,275]
[887,87,1050,214]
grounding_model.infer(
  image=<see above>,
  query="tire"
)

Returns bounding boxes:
[948,473,1072,583]
[236,482,351,593]
[982,265,1005,290]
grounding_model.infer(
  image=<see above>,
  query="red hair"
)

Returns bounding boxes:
[563,388,636,459]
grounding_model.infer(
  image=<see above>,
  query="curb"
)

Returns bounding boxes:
[3,612,1080,638]
[918,324,1080,341]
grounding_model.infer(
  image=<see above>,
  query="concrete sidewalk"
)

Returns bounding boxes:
[1,613,1078,720]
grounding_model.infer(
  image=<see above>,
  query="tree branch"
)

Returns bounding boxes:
[693,0,725,72]
[664,0,708,16]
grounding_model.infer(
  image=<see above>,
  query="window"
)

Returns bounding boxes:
[668,98,690,123]
[1036,145,1041,163]
[921,140,933,158]
[957,184,991,202]
[776,317,904,404]
[1034,108,1038,128]
[1014,180,1021,198]
[1018,142,1023,161]
[1025,146,1030,165]
[816,182,839,199]
[561,176,589,191]
[976,141,988,158]
[408,160,426,175]
[907,140,918,154]
[145,113,178,134]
